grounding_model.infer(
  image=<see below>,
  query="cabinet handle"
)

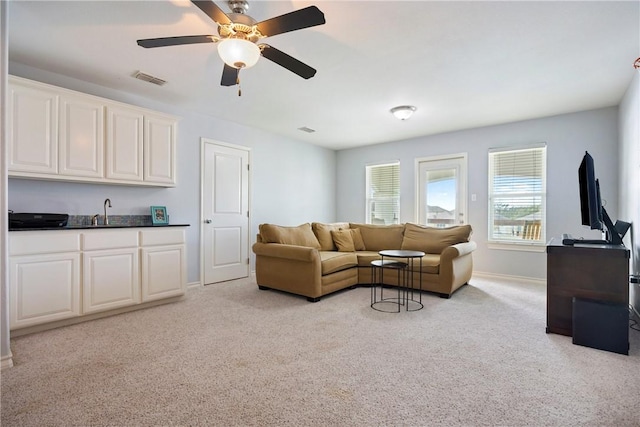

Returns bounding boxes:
[204,219,212,224]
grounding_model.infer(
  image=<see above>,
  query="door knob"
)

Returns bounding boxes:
[204,219,212,224]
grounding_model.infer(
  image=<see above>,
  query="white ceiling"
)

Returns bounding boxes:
[7,0,640,150]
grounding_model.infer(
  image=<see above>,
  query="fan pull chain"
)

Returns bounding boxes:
[237,69,242,97]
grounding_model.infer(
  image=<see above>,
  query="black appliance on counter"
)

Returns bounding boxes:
[9,212,69,229]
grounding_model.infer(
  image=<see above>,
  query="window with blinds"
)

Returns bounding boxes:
[366,162,400,225]
[488,144,546,243]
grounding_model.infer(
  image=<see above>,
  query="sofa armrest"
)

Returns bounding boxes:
[252,242,323,299]
[441,241,477,261]
[438,241,477,293]
[252,242,319,263]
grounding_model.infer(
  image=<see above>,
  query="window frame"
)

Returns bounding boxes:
[365,161,400,225]
[488,143,547,251]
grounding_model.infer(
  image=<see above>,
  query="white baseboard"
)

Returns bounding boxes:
[187,281,202,290]
[473,271,546,285]
[1,351,14,370]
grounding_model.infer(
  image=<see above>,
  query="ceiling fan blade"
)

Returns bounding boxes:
[256,6,325,37]
[191,0,231,25]
[221,64,239,86]
[260,44,317,79]
[137,35,217,48]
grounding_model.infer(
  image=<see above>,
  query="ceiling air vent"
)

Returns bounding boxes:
[298,126,316,133]
[133,71,167,86]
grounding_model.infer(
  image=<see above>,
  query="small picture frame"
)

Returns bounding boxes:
[150,206,168,225]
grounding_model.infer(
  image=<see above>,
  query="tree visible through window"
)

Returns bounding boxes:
[488,144,546,243]
[366,162,399,225]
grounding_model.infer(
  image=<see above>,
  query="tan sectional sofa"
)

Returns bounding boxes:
[252,222,477,302]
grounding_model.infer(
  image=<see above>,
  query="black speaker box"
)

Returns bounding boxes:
[572,297,629,355]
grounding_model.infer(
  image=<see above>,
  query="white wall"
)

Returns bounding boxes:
[336,107,620,280]
[619,69,640,314]
[7,63,337,284]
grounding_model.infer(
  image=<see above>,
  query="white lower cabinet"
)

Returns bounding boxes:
[82,230,140,314]
[83,248,140,314]
[9,227,186,331]
[9,252,81,329]
[140,228,186,302]
[141,245,186,302]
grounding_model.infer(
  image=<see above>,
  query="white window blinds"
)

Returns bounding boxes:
[488,144,546,243]
[366,162,400,225]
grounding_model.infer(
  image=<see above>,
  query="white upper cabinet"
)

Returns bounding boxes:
[106,104,144,182]
[59,93,105,178]
[8,76,177,187]
[144,113,176,185]
[8,80,59,174]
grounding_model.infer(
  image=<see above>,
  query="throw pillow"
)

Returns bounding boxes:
[312,222,350,251]
[401,223,472,254]
[331,229,355,252]
[259,223,321,249]
[350,228,366,251]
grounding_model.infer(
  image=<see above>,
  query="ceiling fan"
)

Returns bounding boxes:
[137,0,325,92]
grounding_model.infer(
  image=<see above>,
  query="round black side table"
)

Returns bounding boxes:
[370,250,425,312]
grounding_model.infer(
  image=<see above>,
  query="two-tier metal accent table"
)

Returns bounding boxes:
[370,249,425,313]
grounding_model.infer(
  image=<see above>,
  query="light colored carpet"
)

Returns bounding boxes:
[2,276,639,427]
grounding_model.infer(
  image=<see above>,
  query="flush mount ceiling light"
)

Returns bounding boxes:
[390,105,417,120]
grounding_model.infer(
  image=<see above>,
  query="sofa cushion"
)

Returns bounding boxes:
[401,223,472,254]
[259,223,321,249]
[320,251,358,275]
[349,223,405,252]
[312,222,350,251]
[355,251,382,267]
[411,254,440,274]
[354,252,440,274]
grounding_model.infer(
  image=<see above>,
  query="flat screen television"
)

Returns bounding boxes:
[578,152,603,230]
[577,151,628,245]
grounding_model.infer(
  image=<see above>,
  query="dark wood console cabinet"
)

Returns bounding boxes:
[546,239,629,336]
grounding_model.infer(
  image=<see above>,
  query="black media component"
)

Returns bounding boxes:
[9,212,69,229]
[572,297,629,355]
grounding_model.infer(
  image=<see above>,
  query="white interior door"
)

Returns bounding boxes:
[417,154,467,227]
[202,140,250,284]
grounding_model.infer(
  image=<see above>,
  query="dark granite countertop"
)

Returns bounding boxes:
[9,214,189,231]
[10,224,190,232]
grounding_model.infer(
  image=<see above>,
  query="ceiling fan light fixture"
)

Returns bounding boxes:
[390,105,417,120]
[218,38,260,69]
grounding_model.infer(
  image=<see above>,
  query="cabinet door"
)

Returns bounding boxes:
[106,105,144,182]
[144,114,176,185]
[9,252,80,330]
[141,245,186,302]
[59,94,105,178]
[83,248,140,314]
[8,81,59,174]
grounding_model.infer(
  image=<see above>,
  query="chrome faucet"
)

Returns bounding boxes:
[104,198,112,225]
